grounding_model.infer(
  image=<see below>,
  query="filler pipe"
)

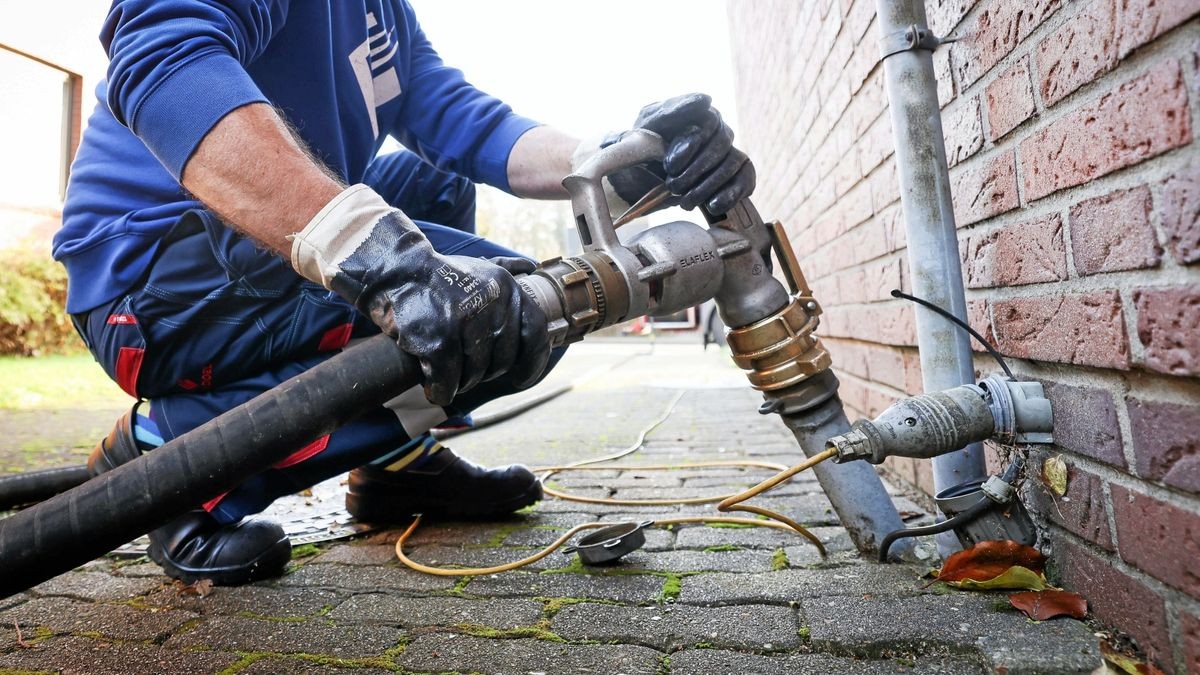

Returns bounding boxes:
[873,0,987,551]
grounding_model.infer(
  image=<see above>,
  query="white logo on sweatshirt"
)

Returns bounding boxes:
[349,10,402,138]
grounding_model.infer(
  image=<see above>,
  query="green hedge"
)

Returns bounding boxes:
[0,250,84,356]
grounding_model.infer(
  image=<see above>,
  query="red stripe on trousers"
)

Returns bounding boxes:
[114,347,144,398]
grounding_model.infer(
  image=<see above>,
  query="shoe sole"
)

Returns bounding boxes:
[148,533,292,586]
[345,480,543,523]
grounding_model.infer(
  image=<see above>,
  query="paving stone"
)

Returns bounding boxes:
[614,548,780,573]
[503,523,674,551]
[395,634,664,674]
[310,544,397,565]
[0,592,30,612]
[144,584,345,619]
[0,635,239,675]
[678,566,931,605]
[553,602,800,650]
[401,544,561,570]
[561,475,682,489]
[682,474,820,489]
[804,594,1102,672]
[328,594,543,629]
[668,649,986,674]
[464,570,665,603]
[111,561,167,577]
[612,485,746,501]
[239,656,393,674]
[275,562,456,593]
[165,614,403,657]
[674,524,847,551]
[30,571,165,601]
[0,596,196,641]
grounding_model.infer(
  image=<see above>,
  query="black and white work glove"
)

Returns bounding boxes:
[291,185,551,407]
[573,93,756,217]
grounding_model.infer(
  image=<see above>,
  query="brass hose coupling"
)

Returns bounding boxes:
[726,222,832,392]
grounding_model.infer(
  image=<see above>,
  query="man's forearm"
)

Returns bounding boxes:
[180,103,345,255]
[506,126,579,200]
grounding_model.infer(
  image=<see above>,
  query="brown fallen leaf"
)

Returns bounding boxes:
[176,578,215,597]
[935,540,1046,583]
[1008,589,1087,620]
[943,565,1047,591]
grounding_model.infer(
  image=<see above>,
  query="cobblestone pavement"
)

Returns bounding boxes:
[0,343,1103,674]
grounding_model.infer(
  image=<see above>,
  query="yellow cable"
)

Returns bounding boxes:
[394,389,839,576]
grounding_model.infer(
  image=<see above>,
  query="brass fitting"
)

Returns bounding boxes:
[726,222,832,392]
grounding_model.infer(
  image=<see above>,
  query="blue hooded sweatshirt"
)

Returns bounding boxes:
[54,0,539,313]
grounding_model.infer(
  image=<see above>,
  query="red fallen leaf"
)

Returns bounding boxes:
[1008,590,1088,620]
[936,540,1046,583]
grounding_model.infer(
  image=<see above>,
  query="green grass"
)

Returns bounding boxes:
[0,354,131,410]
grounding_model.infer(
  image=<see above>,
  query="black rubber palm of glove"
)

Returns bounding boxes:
[603,93,756,215]
[330,214,551,407]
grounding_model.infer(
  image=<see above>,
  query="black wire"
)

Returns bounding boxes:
[890,289,1013,379]
[878,498,993,563]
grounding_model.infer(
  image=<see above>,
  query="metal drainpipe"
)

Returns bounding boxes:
[873,0,988,553]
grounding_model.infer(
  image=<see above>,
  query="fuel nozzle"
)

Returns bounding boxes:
[826,374,1054,464]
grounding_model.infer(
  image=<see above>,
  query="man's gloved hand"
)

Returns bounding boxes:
[291,185,551,406]
[598,93,756,216]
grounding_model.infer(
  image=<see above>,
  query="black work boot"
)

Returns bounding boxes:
[345,448,542,522]
[89,406,291,585]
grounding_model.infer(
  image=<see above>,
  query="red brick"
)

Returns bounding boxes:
[1133,285,1200,376]
[951,0,1063,88]
[985,56,1036,140]
[822,302,916,346]
[1160,162,1200,265]
[902,349,924,394]
[883,456,918,491]
[1069,186,1162,275]
[1042,381,1126,467]
[1028,456,1114,549]
[927,0,979,36]
[864,343,907,391]
[869,160,899,214]
[1110,483,1200,597]
[992,290,1131,368]
[1116,0,1200,59]
[1019,59,1192,201]
[878,205,906,253]
[1036,0,1118,107]
[827,337,870,380]
[1182,610,1200,675]
[861,258,904,303]
[1056,539,1172,668]
[934,48,955,109]
[966,298,998,351]
[962,213,1068,288]
[1127,397,1200,494]
[858,114,894,177]
[943,96,983,168]
[951,151,1020,227]
[912,456,935,495]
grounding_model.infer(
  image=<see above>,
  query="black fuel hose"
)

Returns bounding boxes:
[0,335,417,598]
[0,465,92,511]
[877,498,993,563]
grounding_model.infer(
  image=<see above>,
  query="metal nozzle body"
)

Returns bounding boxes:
[828,384,995,464]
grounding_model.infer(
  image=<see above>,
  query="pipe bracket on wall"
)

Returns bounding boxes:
[879,24,952,60]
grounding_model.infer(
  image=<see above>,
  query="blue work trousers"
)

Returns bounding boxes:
[73,151,558,523]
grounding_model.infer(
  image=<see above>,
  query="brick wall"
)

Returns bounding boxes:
[726,0,1199,670]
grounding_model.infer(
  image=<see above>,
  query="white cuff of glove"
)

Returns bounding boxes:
[289,184,393,288]
[571,135,634,217]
